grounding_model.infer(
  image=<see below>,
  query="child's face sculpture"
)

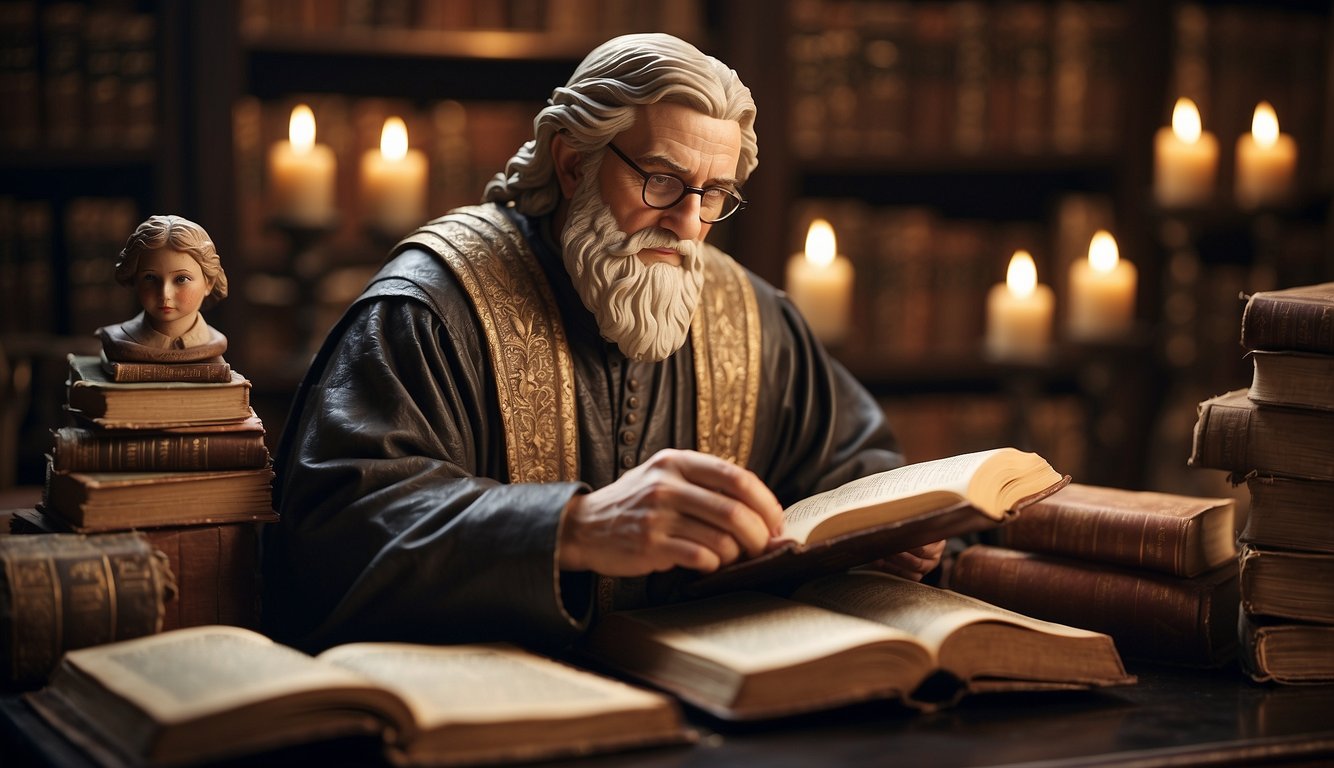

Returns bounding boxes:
[135,248,212,336]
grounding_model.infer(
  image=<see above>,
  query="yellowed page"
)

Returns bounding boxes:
[61,625,377,725]
[318,643,667,728]
[782,449,1007,542]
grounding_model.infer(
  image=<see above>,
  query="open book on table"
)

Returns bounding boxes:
[583,571,1134,721]
[24,626,691,767]
[681,447,1068,597]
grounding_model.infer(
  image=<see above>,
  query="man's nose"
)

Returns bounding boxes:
[657,194,704,242]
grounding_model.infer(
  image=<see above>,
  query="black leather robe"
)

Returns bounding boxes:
[263,204,902,652]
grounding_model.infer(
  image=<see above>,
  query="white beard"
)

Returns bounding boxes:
[560,173,705,362]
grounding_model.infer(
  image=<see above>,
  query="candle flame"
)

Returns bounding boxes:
[1088,230,1120,273]
[1006,250,1037,299]
[1251,101,1279,149]
[805,218,837,268]
[380,116,409,162]
[1171,98,1202,144]
[289,104,316,154]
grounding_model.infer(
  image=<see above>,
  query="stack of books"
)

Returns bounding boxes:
[19,353,276,631]
[1188,282,1334,683]
[946,482,1241,667]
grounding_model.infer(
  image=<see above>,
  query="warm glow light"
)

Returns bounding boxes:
[380,116,409,162]
[289,104,316,154]
[1088,230,1120,273]
[805,219,836,268]
[1006,250,1037,298]
[1171,98,1202,144]
[1252,102,1279,149]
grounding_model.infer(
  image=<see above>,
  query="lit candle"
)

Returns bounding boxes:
[1067,230,1136,341]
[1235,101,1297,209]
[360,116,429,233]
[267,104,337,225]
[785,218,854,345]
[985,250,1053,361]
[1153,97,1218,208]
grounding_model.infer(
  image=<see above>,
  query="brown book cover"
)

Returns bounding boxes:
[997,483,1237,577]
[1240,282,1334,354]
[679,448,1069,599]
[65,354,253,429]
[1239,545,1334,624]
[25,627,692,767]
[1248,350,1334,412]
[12,508,262,632]
[42,466,276,532]
[50,417,269,473]
[1241,475,1334,554]
[949,544,1239,667]
[100,355,233,384]
[1239,613,1334,684]
[0,532,174,689]
[1188,388,1334,481]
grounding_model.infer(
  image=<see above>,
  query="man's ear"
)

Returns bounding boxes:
[551,133,584,199]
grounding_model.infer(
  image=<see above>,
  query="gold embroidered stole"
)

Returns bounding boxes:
[399,204,761,482]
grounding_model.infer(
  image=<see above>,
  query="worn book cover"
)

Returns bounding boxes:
[42,465,276,532]
[101,355,233,383]
[25,626,692,767]
[50,417,269,473]
[997,483,1236,577]
[681,448,1069,598]
[1241,475,1334,554]
[1188,388,1334,481]
[949,544,1240,667]
[1239,545,1334,624]
[0,533,175,689]
[1239,612,1334,684]
[66,354,253,429]
[1240,282,1334,354]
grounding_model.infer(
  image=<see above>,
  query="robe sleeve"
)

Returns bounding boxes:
[263,290,593,653]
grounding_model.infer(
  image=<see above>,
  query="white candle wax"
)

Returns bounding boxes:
[986,250,1053,361]
[785,219,853,345]
[1067,230,1136,341]
[1236,102,1297,209]
[1154,98,1218,208]
[268,104,337,224]
[361,116,428,233]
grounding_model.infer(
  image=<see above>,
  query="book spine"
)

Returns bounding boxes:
[1,534,173,687]
[145,524,262,632]
[1242,295,1334,354]
[950,546,1237,667]
[1189,393,1334,480]
[1000,506,1196,576]
[52,431,269,472]
[106,361,233,383]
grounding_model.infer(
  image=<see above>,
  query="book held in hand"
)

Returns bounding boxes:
[25,626,692,767]
[684,447,1068,596]
[997,483,1237,577]
[66,354,253,429]
[582,571,1132,721]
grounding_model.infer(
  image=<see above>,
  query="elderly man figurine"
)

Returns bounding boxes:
[264,33,942,653]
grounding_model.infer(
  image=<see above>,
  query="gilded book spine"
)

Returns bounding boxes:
[51,427,270,472]
[104,360,233,383]
[0,533,174,687]
[950,545,1238,667]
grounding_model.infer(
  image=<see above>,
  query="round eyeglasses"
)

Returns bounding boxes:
[606,143,748,223]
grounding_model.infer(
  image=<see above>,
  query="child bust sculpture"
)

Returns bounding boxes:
[96,215,230,363]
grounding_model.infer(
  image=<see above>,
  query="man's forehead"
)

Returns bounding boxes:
[618,103,741,163]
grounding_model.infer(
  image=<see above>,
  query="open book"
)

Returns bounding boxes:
[583,571,1133,721]
[682,448,1067,596]
[25,626,691,767]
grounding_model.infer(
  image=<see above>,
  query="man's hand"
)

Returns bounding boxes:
[558,449,785,576]
[868,540,946,582]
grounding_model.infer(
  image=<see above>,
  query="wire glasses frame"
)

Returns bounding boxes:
[606,143,748,223]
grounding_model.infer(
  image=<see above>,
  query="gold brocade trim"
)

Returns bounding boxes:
[692,247,761,469]
[401,207,579,484]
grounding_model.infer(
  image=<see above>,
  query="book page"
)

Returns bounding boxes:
[782,450,1002,541]
[319,643,667,727]
[794,571,1099,654]
[64,626,376,724]
[608,592,917,674]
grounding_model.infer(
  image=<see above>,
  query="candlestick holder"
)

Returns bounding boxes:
[266,214,339,376]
